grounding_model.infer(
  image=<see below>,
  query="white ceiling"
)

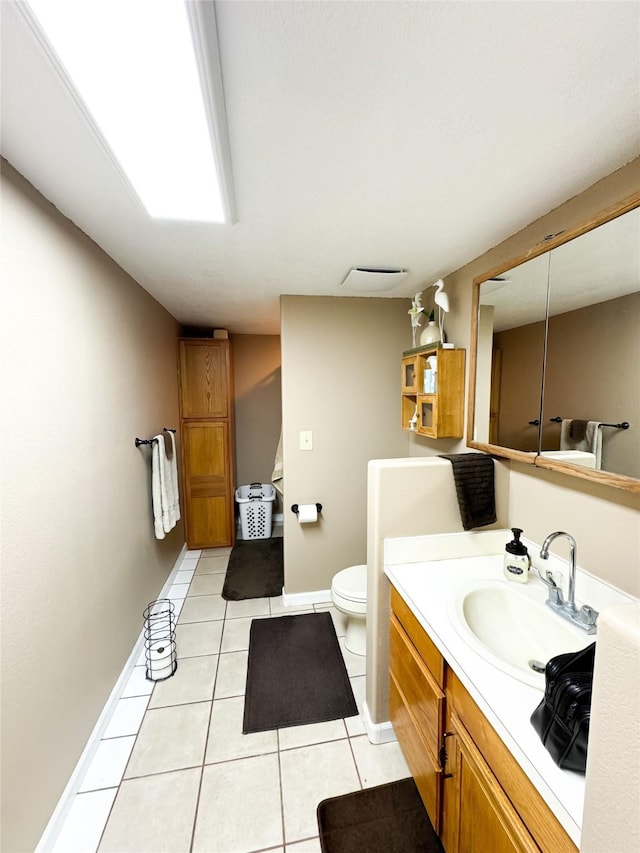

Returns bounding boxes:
[2,1,639,335]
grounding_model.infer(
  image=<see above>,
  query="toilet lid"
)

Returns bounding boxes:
[332,564,367,602]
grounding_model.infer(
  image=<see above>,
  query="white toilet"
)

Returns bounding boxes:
[331,564,367,656]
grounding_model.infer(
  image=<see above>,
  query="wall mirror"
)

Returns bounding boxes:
[467,194,640,493]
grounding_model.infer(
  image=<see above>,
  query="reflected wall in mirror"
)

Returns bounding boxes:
[468,195,640,492]
[475,252,549,452]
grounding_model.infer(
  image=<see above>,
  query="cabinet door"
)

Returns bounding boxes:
[441,713,538,853]
[179,340,230,418]
[182,421,233,547]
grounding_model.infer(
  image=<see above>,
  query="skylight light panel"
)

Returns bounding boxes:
[27,0,228,223]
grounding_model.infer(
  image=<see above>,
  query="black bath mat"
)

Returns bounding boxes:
[222,537,284,600]
[243,612,358,733]
[317,777,444,853]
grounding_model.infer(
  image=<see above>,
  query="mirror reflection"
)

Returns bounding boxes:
[472,203,639,483]
[541,208,639,478]
[475,253,549,451]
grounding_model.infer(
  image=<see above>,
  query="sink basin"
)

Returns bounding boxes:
[450,580,593,688]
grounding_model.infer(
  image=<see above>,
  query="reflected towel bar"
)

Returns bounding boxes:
[135,427,176,448]
[548,417,629,430]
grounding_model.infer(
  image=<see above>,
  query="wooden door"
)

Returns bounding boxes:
[179,340,230,418]
[441,713,538,853]
[182,421,233,547]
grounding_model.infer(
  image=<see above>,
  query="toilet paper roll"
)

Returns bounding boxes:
[297,503,318,523]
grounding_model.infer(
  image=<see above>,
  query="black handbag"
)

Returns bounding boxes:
[530,642,596,774]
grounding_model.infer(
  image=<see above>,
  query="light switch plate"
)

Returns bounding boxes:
[299,430,313,451]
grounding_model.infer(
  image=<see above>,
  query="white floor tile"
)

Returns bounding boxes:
[44,564,417,853]
[280,739,360,844]
[189,573,225,596]
[201,546,231,557]
[269,596,314,616]
[79,736,136,793]
[195,555,228,575]
[178,594,226,623]
[98,768,200,853]
[345,675,366,736]
[185,549,202,558]
[148,655,217,708]
[338,638,367,677]
[176,619,223,658]
[224,597,270,619]
[50,788,117,853]
[193,753,282,852]
[278,718,348,751]
[286,838,322,852]
[125,702,210,777]
[214,650,248,699]
[205,696,278,763]
[350,735,411,788]
[220,615,255,652]
[102,696,149,739]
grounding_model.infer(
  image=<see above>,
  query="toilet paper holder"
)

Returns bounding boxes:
[291,503,323,514]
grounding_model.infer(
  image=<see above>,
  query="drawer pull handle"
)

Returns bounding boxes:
[440,731,454,778]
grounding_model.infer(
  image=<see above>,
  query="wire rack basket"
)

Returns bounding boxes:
[143,598,177,682]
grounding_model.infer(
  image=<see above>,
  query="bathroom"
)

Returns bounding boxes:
[2,4,640,852]
[3,153,638,851]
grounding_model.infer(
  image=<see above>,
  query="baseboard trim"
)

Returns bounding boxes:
[362,700,397,745]
[35,543,189,852]
[282,588,332,608]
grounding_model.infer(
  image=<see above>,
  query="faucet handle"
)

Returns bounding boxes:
[579,604,599,627]
[535,566,565,605]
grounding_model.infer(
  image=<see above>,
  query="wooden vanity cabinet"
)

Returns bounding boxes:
[178,339,235,548]
[389,585,578,853]
[401,345,465,438]
[389,587,445,831]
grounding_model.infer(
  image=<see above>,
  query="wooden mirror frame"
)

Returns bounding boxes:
[467,191,640,494]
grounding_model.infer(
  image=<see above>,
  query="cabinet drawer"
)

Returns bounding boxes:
[390,614,444,755]
[391,587,445,687]
[390,671,441,833]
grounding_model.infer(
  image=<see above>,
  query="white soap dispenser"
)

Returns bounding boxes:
[503,528,531,584]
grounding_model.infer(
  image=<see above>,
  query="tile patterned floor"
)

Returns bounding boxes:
[48,544,410,853]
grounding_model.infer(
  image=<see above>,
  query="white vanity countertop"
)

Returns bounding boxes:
[384,530,637,849]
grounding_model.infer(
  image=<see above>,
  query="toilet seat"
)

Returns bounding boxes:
[331,564,367,614]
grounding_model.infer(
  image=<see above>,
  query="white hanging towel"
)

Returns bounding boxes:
[151,434,179,539]
[560,420,603,469]
[165,430,181,523]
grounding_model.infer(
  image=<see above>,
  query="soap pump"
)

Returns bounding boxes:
[503,528,531,584]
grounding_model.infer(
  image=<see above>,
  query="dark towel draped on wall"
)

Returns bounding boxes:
[439,453,497,531]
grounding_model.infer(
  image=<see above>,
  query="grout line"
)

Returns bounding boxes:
[188,550,220,853]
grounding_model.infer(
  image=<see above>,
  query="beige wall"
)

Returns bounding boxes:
[414,158,640,593]
[493,322,546,451]
[544,292,639,477]
[366,457,510,725]
[280,295,409,593]
[231,334,282,512]
[0,163,183,852]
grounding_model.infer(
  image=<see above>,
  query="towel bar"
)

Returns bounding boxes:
[548,417,629,429]
[135,427,177,447]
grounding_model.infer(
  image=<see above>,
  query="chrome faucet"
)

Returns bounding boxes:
[538,531,598,634]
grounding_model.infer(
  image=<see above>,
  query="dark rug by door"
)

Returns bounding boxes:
[243,612,358,733]
[317,778,444,853]
[222,537,284,600]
